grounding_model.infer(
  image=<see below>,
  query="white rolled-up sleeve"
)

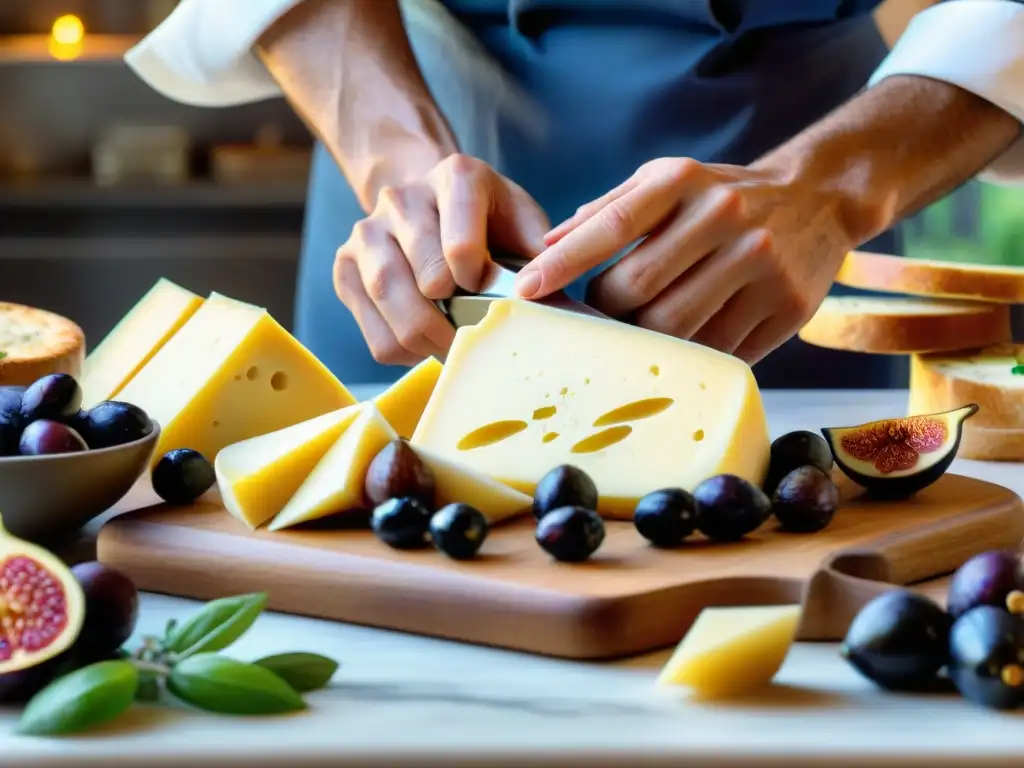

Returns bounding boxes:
[868,0,1024,186]
[124,0,304,107]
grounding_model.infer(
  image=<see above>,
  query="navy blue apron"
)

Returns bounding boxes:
[294,0,900,387]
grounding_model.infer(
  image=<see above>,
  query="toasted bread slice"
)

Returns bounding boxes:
[798,296,1011,354]
[908,344,1024,429]
[958,424,1024,462]
[836,252,1024,304]
[0,303,85,387]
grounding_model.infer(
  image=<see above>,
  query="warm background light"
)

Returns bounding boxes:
[50,14,85,46]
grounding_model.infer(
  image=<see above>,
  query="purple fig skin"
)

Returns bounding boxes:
[947,550,1024,619]
[70,562,140,659]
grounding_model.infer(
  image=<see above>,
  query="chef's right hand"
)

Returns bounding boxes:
[333,154,551,366]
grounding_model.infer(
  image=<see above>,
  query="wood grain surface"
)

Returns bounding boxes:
[97,471,1024,660]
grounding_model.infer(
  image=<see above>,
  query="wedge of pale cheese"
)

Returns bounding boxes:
[410,299,770,518]
[373,357,444,439]
[657,605,802,699]
[215,406,362,529]
[411,446,531,524]
[82,278,203,407]
[268,403,397,531]
[116,292,356,467]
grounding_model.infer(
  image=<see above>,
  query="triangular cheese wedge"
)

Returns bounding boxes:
[215,405,362,529]
[373,357,443,439]
[411,446,531,524]
[268,403,398,531]
[657,605,801,698]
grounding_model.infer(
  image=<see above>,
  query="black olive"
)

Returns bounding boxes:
[765,430,834,494]
[948,605,1024,710]
[429,503,489,560]
[633,488,697,548]
[533,465,598,520]
[693,474,772,542]
[152,448,215,505]
[947,550,1024,620]
[371,497,432,550]
[535,506,605,563]
[19,374,82,423]
[771,466,839,534]
[839,590,951,691]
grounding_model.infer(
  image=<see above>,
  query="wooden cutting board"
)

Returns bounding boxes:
[97,472,1024,660]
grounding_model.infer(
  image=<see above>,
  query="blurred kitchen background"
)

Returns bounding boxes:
[0,0,1021,347]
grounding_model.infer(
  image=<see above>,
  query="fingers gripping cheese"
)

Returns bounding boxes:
[410,299,770,518]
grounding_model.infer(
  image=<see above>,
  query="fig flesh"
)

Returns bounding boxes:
[0,513,85,675]
[822,404,978,499]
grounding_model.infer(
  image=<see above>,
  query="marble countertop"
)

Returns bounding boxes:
[5,390,1024,767]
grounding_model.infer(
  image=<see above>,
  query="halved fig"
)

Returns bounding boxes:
[821,404,978,500]
[0,513,85,675]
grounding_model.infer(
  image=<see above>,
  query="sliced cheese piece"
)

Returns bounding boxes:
[410,298,769,519]
[81,278,204,407]
[0,303,84,387]
[116,292,356,467]
[958,424,1024,462]
[268,403,398,531]
[373,357,443,438]
[411,446,531,524]
[798,296,1011,354]
[836,250,1024,304]
[908,344,1024,429]
[215,405,362,529]
[657,605,802,699]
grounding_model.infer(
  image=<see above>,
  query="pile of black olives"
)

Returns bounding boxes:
[365,440,491,560]
[841,549,1024,710]
[632,429,840,549]
[0,374,153,458]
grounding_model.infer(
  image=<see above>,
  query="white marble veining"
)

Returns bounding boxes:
[3,390,1024,766]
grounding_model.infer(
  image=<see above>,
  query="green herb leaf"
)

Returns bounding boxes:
[253,652,339,693]
[1012,364,1024,376]
[0,351,7,360]
[167,653,306,715]
[17,660,139,736]
[164,593,267,659]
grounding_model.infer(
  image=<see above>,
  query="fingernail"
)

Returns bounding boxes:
[516,270,542,299]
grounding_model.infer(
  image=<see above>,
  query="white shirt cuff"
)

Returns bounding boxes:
[868,0,1024,186]
[124,0,303,107]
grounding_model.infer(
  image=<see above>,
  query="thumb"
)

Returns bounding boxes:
[489,179,551,259]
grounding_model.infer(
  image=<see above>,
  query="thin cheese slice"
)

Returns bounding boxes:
[657,605,802,698]
[373,357,444,439]
[268,403,398,531]
[81,279,204,407]
[116,292,356,467]
[214,405,362,529]
[412,446,532,524]
[411,299,770,518]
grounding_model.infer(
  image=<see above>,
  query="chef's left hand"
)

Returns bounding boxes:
[513,157,861,363]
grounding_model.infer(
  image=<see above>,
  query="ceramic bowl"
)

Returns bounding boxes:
[0,420,160,545]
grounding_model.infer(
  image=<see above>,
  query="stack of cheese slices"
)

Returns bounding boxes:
[799,251,1024,461]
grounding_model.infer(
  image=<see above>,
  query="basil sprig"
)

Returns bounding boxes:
[13,592,339,737]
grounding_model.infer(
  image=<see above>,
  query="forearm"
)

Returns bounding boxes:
[255,0,458,210]
[756,75,1021,246]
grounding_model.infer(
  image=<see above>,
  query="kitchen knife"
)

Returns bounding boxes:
[434,250,609,328]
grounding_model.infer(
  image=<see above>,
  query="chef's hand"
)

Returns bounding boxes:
[334,154,550,365]
[513,158,856,364]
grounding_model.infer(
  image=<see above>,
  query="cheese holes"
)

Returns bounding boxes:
[649,365,660,376]
[693,429,705,442]
[543,432,559,443]
[245,366,259,381]
[570,426,633,454]
[457,420,529,451]
[593,397,674,427]
[533,405,557,420]
[271,371,288,391]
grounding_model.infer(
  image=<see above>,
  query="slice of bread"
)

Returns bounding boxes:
[958,424,1024,462]
[836,251,1024,303]
[908,344,1024,429]
[0,303,85,387]
[798,296,1012,354]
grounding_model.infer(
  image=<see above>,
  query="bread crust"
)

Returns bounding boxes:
[958,425,1024,462]
[908,345,1024,429]
[798,298,1011,354]
[836,251,1024,303]
[0,303,85,387]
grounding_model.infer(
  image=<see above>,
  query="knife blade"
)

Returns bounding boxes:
[435,249,609,328]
